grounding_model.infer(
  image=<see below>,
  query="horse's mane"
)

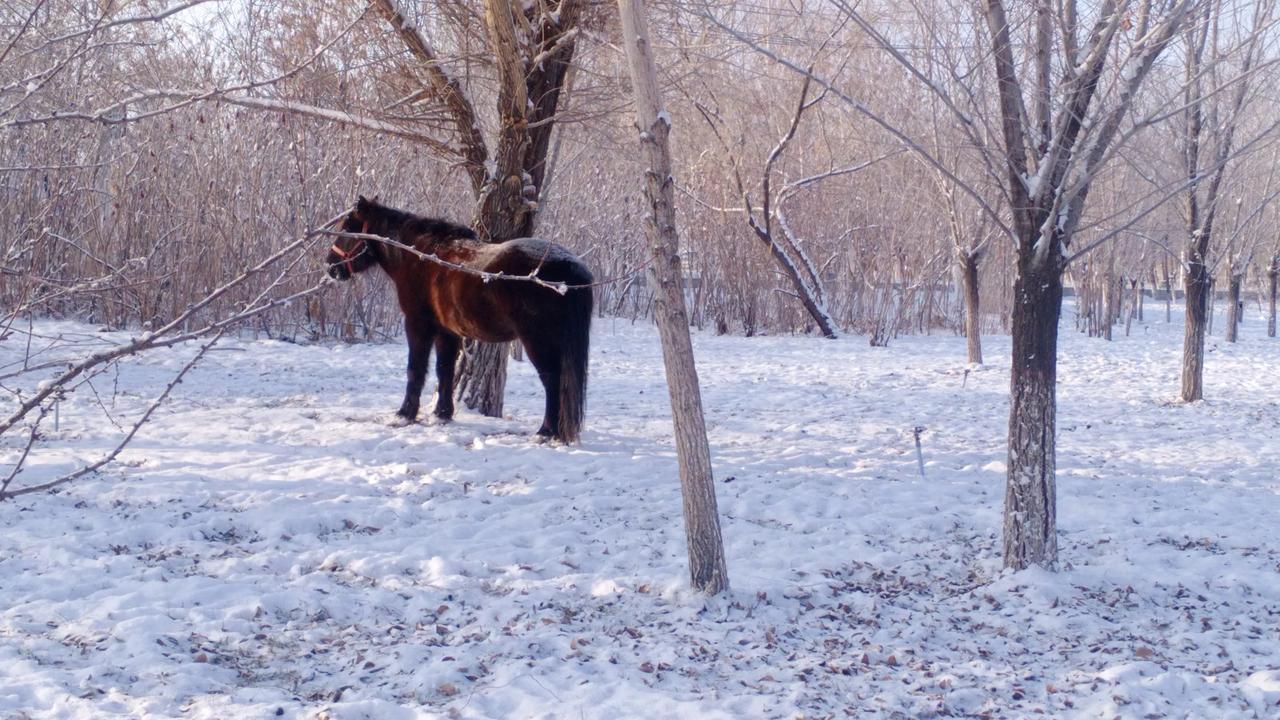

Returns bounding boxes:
[364,200,476,247]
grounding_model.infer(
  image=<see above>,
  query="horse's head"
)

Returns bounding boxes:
[327,195,380,281]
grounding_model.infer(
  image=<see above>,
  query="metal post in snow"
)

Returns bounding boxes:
[913,426,926,480]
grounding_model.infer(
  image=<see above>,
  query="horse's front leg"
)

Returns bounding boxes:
[397,320,435,422]
[432,333,460,421]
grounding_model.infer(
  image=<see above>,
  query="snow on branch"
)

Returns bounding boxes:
[0,212,347,498]
[319,229,576,295]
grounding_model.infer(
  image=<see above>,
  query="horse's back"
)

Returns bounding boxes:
[429,237,591,342]
[485,238,592,283]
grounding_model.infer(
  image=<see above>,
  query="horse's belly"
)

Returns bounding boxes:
[432,282,518,343]
[445,320,516,344]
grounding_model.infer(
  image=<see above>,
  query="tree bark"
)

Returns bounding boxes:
[958,249,983,364]
[1225,272,1241,342]
[1269,265,1277,338]
[1125,279,1137,337]
[1182,255,1210,401]
[617,0,728,595]
[1004,253,1063,570]
[1177,0,1264,398]
[753,224,840,338]
[978,0,1191,571]
[454,339,509,416]
[1207,277,1216,336]
[94,105,125,237]
[1102,273,1114,341]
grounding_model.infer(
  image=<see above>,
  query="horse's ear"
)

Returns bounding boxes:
[354,195,371,220]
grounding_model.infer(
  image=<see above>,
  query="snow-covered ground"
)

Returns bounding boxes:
[3,304,1280,719]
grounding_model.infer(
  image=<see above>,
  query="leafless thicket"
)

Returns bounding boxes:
[1,1,1031,346]
[6,2,1278,342]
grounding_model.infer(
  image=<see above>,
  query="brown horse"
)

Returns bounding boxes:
[326,196,593,442]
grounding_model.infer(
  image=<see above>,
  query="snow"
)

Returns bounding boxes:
[1120,57,1142,85]
[3,303,1280,719]
[1023,158,1051,199]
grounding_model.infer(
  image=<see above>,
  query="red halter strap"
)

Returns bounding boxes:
[330,218,370,276]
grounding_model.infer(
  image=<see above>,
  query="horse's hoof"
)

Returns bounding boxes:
[388,414,415,427]
[428,414,453,426]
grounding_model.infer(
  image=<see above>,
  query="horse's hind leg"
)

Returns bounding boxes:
[521,338,561,439]
[432,333,460,421]
[397,320,435,422]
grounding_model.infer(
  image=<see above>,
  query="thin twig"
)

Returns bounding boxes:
[0,331,225,501]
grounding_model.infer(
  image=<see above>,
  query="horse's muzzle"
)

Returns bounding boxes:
[327,262,352,281]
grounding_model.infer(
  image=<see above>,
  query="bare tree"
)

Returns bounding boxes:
[695,74,857,340]
[940,183,994,364]
[1180,0,1272,395]
[982,1,1203,569]
[617,0,728,594]
[707,0,1200,569]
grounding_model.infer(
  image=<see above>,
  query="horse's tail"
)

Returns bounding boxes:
[558,266,593,443]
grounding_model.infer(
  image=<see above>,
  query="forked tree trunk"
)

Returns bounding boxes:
[979,0,1190,573]
[1225,273,1241,342]
[1268,266,1277,337]
[445,0,582,418]
[763,236,840,339]
[617,0,728,594]
[1004,254,1063,570]
[958,250,983,364]
[1182,257,1210,401]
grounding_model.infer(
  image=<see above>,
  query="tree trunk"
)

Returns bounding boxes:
[448,0,583,418]
[454,340,509,416]
[1163,260,1172,323]
[958,249,983,364]
[1102,274,1114,341]
[1125,279,1137,337]
[1225,273,1241,342]
[1004,255,1063,570]
[617,0,728,594]
[757,231,840,339]
[1268,267,1277,337]
[94,106,125,235]
[1182,257,1210,401]
[1207,277,1216,335]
